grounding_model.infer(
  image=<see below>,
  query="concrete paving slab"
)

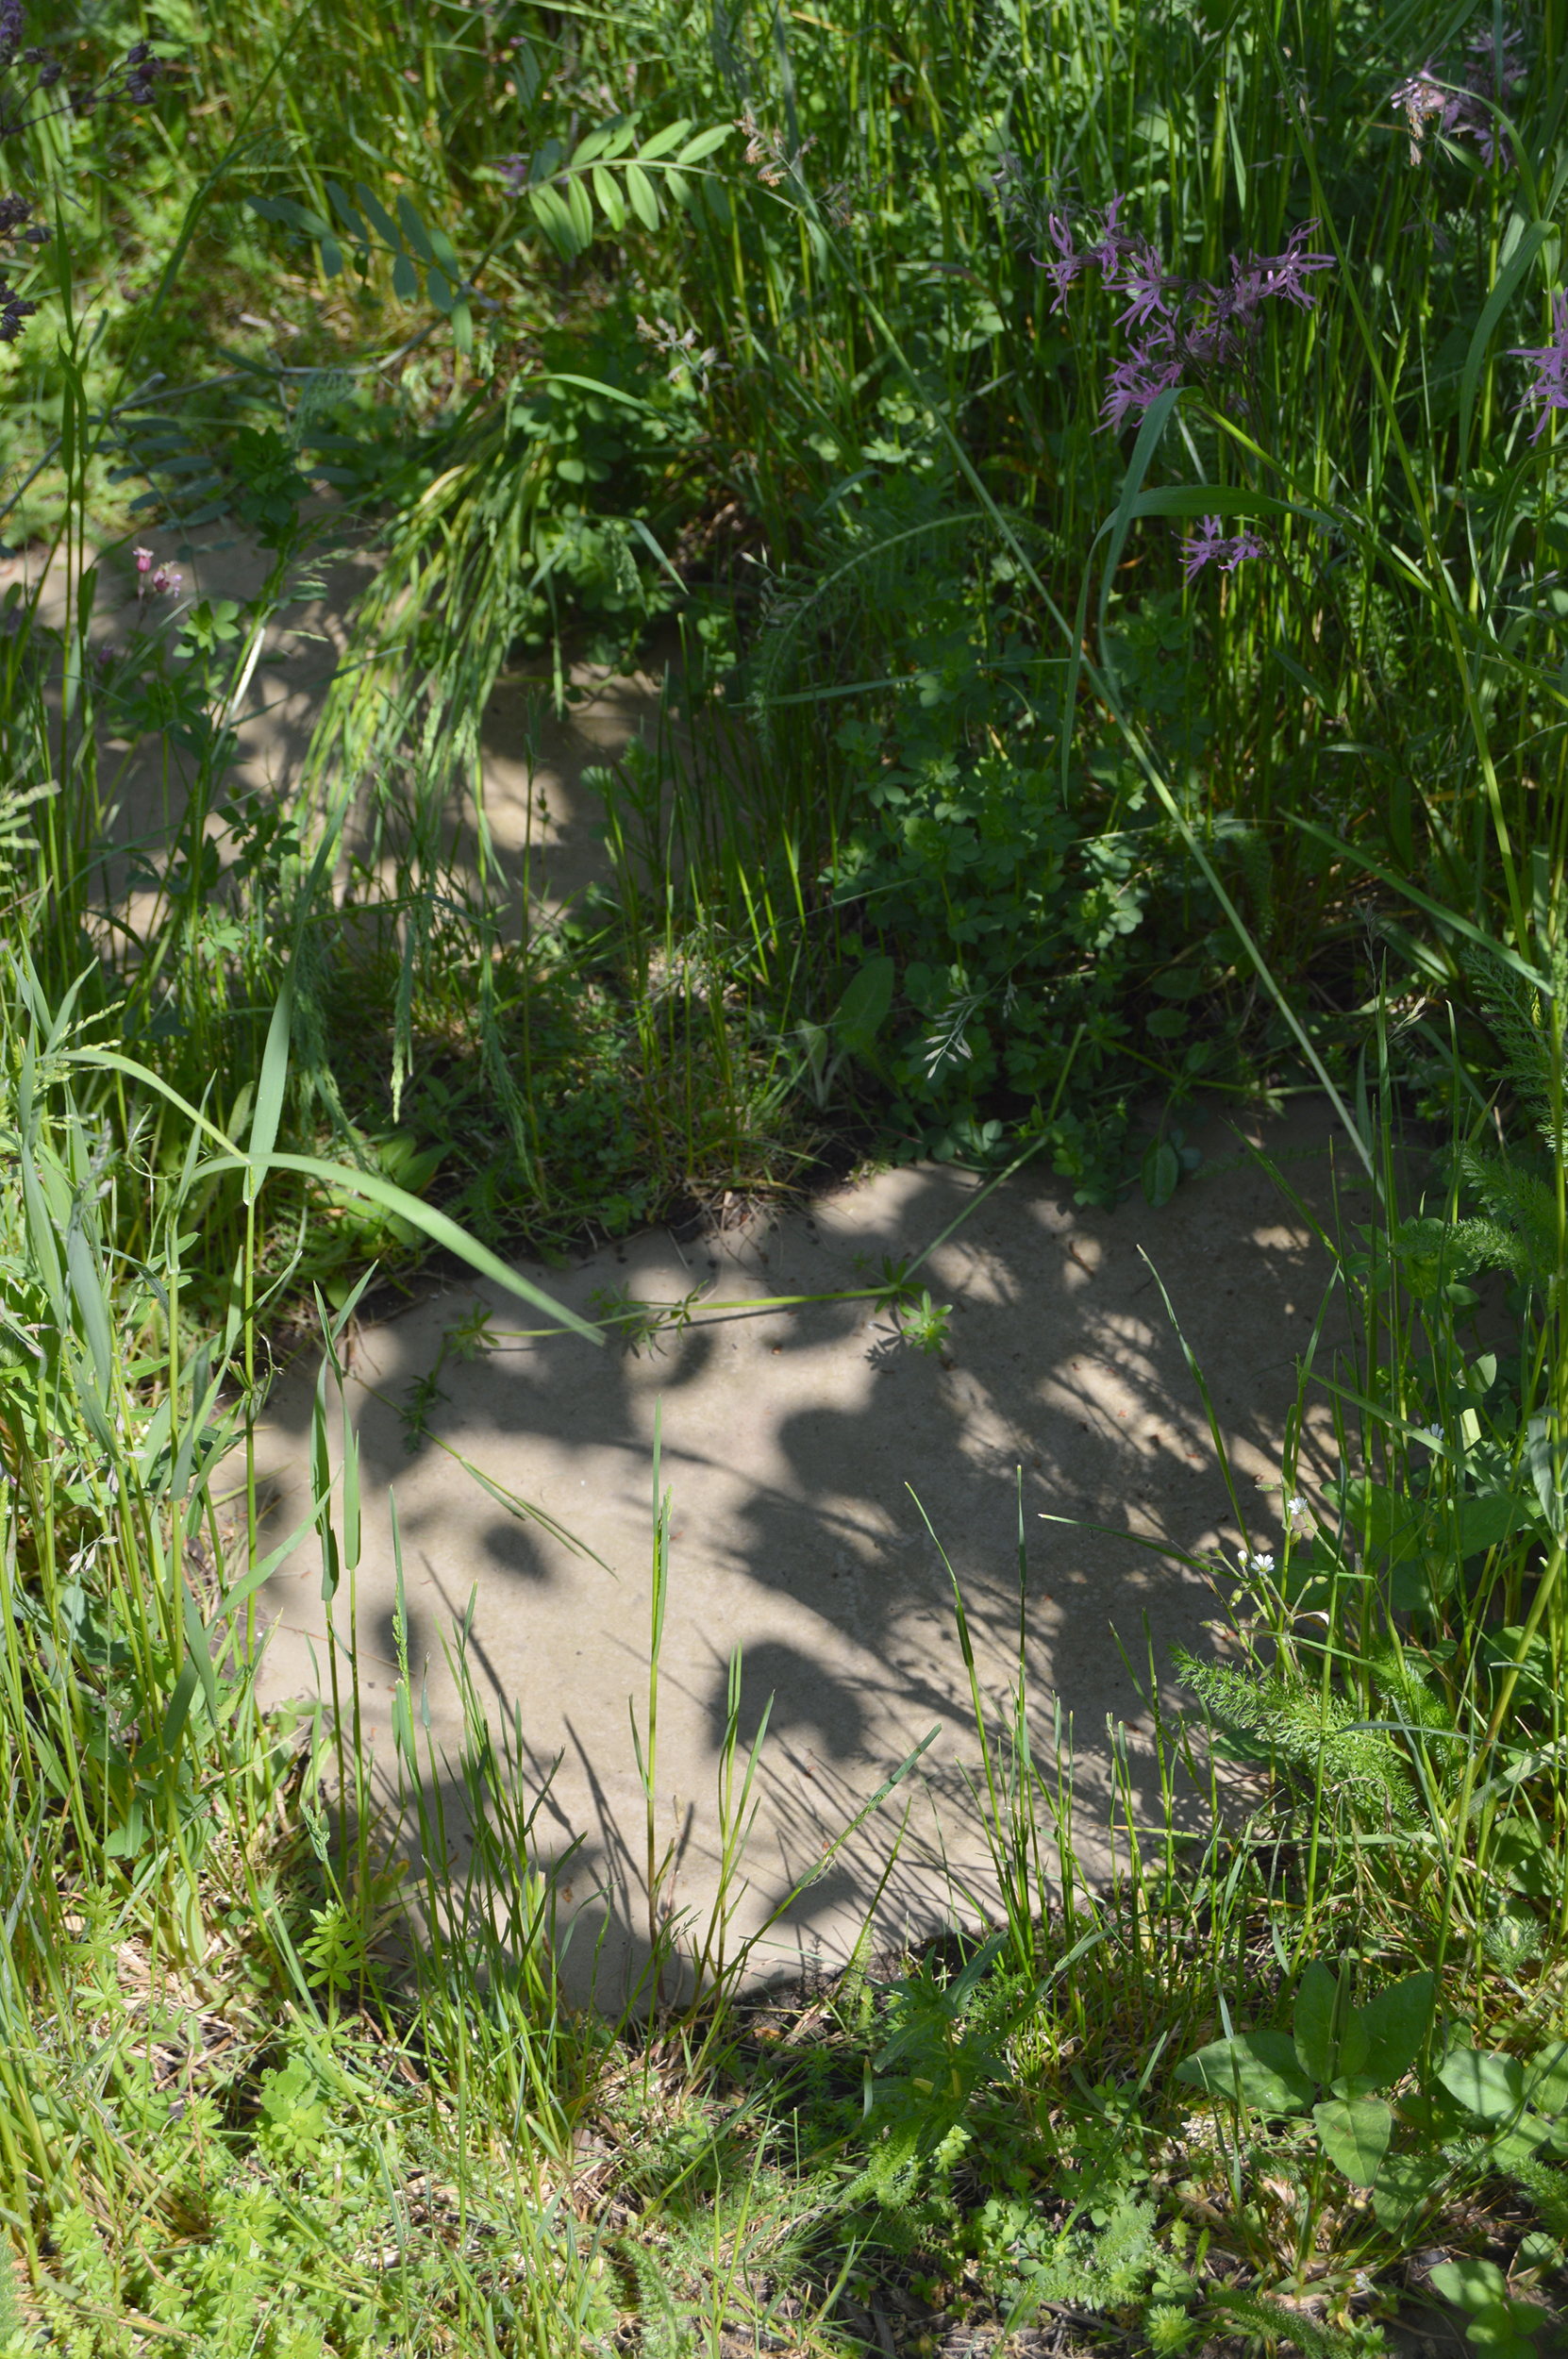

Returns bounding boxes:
[232,1095,1376,2005]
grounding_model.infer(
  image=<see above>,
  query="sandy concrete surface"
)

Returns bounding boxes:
[232,1095,1375,2004]
[8,534,1378,1996]
[3,527,687,922]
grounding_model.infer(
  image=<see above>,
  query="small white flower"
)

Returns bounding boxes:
[1285,1493,1311,1535]
[1246,1550,1275,1575]
[1415,1423,1443,1448]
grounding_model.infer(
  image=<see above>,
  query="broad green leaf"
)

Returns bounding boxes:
[1456,1490,1541,1556]
[395,193,435,264]
[1354,1971,1435,2090]
[450,296,473,357]
[1371,2150,1444,2233]
[1176,2030,1313,2116]
[391,251,420,303]
[638,117,694,160]
[1293,1962,1338,2085]
[626,160,661,230]
[835,956,895,1053]
[1439,2047,1525,2121]
[1141,1138,1179,1208]
[1492,2114,1554,2169]
[1431,2257,1509,2315]
[592,163,626,231]
[427,220,459,275]
[1312,2096,1393,2186]
[1525,2041,1568,2117]
[426,268,453,315]
[676,124,735,163]
[319,234,344,279]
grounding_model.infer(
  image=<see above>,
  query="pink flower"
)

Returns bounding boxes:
[1178,515,1266,583]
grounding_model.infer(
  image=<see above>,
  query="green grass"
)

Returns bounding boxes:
[3,0,1568,2348]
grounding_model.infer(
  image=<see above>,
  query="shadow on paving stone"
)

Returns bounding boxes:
[225,1089,1411,2008]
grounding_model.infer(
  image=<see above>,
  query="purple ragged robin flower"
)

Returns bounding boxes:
[1178,514,1265,583]
[1036,197,1333,428]
[0,0,23,71]
[1511,292,1568,441]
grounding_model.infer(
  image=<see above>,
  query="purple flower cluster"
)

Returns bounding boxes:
[1039,199,1334,430]
[1511,293,1568,443]
[1392,26,1526,168]
[0,13,168,348]
[0,192,37,343]
[1178,515,1265,584]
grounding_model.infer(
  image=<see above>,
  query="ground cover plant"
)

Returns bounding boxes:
[2,0,1568,2350]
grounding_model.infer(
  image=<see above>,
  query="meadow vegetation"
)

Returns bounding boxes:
[1,0,1568,2349]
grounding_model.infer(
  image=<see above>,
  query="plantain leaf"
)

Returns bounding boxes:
[1440,2048,1525,2121]
[1176,2030,1313,2116]
[1312,2096,1393,2186]
[1354,1971,1435,2090]
[1293,1962,1338,2085]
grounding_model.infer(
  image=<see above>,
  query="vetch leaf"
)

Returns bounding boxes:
[391,251,419,304]
[395,193,435,264]
[565,175,595,247]
[353,182,403,249]
[1312,2096,1393,2186]
[626,160,661,230]
[592,163,626,231]
[638,118,694,160]
[676,124,735,163]
[325,179,368,240]
[426,268,453,315]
